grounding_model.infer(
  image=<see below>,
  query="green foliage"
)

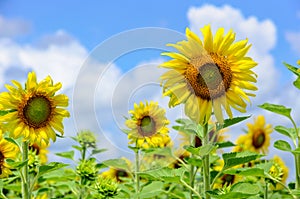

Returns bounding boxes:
[222,151,263,170]
[258,103,291,119]
[216,116,251,131]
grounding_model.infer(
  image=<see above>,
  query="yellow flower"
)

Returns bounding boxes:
[0,135,19,178]
[269,155,289,190]
[212,159,242,189]
[0,71,70,146]
[297,60,300,65]
[160,25,257,124]
[33,193,48,199]
[29,142,49,164]
[125,101,171,149]
[101,158,132,182]
[233,115,272,154]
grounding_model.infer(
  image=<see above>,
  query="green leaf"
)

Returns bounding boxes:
[207,182,260,199]
[186,157,202,167]
[139,167,185,183]
[91,148,107,155]
[217,116,251,130]
[293,77,300,90]
[139,181,164,198]
[72,145,82,151]
[4,137,20,148]
[38,162,68,176]
[216,141,235,149]
[55,151,74,160]
[102,159,129,171]
[0,109,15,116]
[6,159,28,169]
[274,140,292,152]
[184,144,215,157]
[274,126,297,140]
[284,62,300,76]
[292,147,300,155]
[222,151,263,170]
[223,167,265,177]
[258,103,291,119]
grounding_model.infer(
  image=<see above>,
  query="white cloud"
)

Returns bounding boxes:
[286,31,300,55]
[0,15,31,38]
[0,31,87,88]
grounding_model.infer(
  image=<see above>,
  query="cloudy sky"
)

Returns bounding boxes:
[1,0,300,181]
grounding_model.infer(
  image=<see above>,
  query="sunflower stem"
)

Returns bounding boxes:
[190,134,195,199]
[21,141,30,199]
[290,117,300,191]
[135,149,140,199]
[264,181,268,199]
[202,123,210,199]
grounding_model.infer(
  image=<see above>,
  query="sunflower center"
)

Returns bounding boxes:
[138,116,156,137]
[186,53,232,100]
[0,152,4,165]
[252,130,266,149]
[29,144,40,155]
[221,174,235,186]
[116,169,128,182]
[22,95,53,129]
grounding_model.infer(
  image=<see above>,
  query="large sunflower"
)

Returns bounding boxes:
[233,115,272,154]
[160,25,257,124]
[0,135,19,178]
[0,72,70,146]
[125,101,171,149]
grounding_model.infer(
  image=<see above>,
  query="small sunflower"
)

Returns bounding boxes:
[125,101,171,149]
[0,136,19,178]
[213,159,242,189]
[234,115,272,154]
[269,155,289,190]
[160,25,257,124]
[0,72,70,145]
[101,158,132,182]
[29,142,49,164]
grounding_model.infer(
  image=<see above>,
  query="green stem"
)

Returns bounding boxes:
[135,149,140,199]
[180,177,201,198]
[202,123,210,199]
[82,146,86,161]
[21,141,30,199]
[190,134,195,199]
[264,181,268,199]
[290,117,300,191]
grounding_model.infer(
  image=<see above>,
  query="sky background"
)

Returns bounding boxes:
[0,0,300,182]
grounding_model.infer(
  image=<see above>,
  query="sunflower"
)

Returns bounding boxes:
[269,155,289,190]
[212,159,242,189]
[0,136,19,178]
[29,142,49,164]
[0,72,70,146]
[125,101,171,149]
[160,25,257,124]
[233,115,272,154]
[101,158,132,182]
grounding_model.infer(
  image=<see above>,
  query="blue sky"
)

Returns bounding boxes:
[1,0,300,181]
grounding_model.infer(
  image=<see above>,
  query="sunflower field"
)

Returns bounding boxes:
[0,23,300,199]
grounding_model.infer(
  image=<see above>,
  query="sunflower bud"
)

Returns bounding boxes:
[76,130,97,149]
[92,176,119,199]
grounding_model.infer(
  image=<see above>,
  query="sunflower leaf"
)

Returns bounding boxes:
[274,140,292,152]
[292,147,300,155]
[91,148,107,156]
[284,62,300,76]
[207,183,260,198]
[102,159,129,171]
[139,181,164,198]
[274,126,297,140]
[222,151,263,170]
[55,151,75,160]
[216,141,235,149]
[38,162,68,176]
[293,77,300,90]
[223,167,265,177]
[184,144,215,157]
[258,103,291,119]
[217,116,251,131]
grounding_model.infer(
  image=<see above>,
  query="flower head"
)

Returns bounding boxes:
[29,142,49,165]
[0,135,19,178]
[269,155,289,190]
[160,25,257,124]
[125,101,171,149]
[0,72,70,146]
[92,176,119,199]
[233,115,272,154]
[76,130,97,149]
